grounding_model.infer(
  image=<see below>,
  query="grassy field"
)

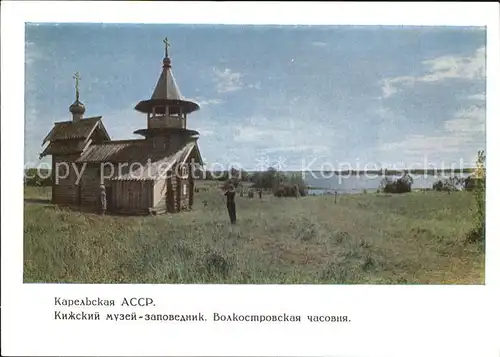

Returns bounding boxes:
[24,182,484,284]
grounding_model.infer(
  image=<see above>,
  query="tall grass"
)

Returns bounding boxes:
[24,184,484,284]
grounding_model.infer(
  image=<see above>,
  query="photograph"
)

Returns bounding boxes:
[24,23,486,285]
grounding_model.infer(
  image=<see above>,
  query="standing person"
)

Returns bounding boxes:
[258,188,262,199]
[99,184,107,215]
[224,184,237,224]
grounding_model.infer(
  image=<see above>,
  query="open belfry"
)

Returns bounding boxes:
[40,38,203,215]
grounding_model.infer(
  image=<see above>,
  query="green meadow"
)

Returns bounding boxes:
[24,182,484,284]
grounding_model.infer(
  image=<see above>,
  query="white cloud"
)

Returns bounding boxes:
[378,105,485,161]
[25,41,50,66]
[263,145,330,155]
[199,129,216,136]
[213,68,243,94]
[312,41,328,47]
[25,41,37,66]
[232,115,335,157]
[467,92,486,101]
[233,126,279,142]
[380,134,471,155]
[196,98,222,106]
[381,47,486,98]
[248,82,262,90]
[443,105,485,134]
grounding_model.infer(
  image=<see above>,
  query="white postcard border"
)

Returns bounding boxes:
[1,2,499,356]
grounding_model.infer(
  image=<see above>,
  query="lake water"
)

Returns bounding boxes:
[304,172,470,195]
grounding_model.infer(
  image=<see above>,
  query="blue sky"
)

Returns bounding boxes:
[25,24,486,171]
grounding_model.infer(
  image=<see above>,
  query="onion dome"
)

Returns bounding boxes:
[69,100,86,115]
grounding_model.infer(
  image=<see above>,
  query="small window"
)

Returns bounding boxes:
[183,184,187,195]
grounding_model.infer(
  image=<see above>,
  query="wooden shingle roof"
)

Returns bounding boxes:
[75,137,201,165]
[134,49,199,115]
[75,140,148,163]
[112,141,198,181]
[39,140,87,158]
[75,137,202,181]
[41,116,110,145]
[152,64,183,101]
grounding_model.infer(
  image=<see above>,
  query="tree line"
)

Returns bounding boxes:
[194,166,308,196]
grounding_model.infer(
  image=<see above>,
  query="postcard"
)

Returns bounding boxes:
[1,1,499,356]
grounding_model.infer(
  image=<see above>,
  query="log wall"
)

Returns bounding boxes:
[49,151,199,214]
[111,180,153,215]
[79,164,101,208]
[51,154,80,205]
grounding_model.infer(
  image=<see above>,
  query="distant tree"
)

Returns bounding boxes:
[251,167,285,189]
[248,167,308,197]
[466,150,485,244]
[433,176,464,192]
[380,170,413,194]
[287,172,308,196]
[201,170,212,180]
[24,168,52,187]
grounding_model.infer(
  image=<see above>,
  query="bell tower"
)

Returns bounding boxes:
[133,37,200,147]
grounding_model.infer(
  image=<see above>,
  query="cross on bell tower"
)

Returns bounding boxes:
[133,37,200,142]
[163,37,170,58]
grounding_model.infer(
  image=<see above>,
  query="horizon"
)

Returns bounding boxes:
[25,23,486,171]
[24,165,478,174]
